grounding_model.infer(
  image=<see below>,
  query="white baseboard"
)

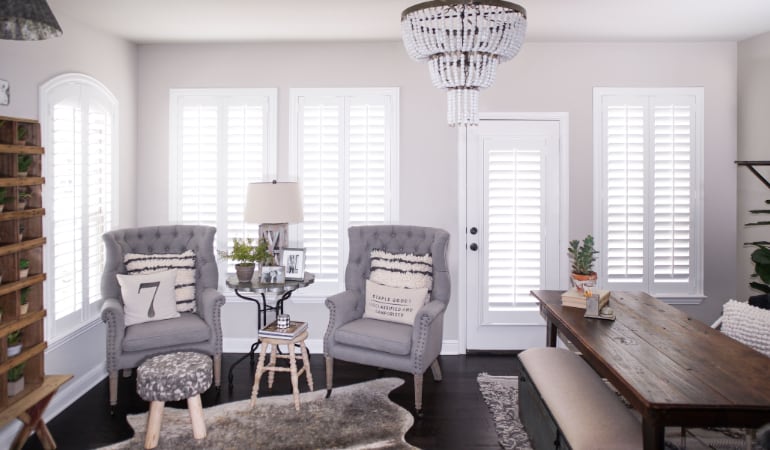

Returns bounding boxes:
[224,338,461,355]
[0,362,107,448]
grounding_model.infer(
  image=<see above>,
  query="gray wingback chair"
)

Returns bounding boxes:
[324,225,450,415]
[100,225,225,407]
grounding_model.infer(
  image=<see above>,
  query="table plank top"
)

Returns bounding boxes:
[532,290,770,421]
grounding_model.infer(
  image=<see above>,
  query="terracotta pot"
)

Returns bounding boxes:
[570,272,597,292]
[235,264,255,283]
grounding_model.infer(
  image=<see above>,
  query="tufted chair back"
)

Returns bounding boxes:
[345,225,451,311]
[101,225,218,304]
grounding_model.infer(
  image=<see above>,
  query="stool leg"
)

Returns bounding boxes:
[268,343,278,389]
[289,348,300,411]
[145,401,164,449]
[250,343,269,407]
[187,394,206,440]
[300,340,314,391]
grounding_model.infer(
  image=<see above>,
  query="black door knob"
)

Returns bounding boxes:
[470,227,478,235]
[469,243,478,251]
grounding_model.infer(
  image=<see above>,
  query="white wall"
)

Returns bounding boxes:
[136,40,737,348]
[738,32,770,304]
[0,9,137,444]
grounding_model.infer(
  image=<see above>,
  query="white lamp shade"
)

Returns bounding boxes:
[244,181,304,224]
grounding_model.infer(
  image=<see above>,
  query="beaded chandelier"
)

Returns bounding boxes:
[401,0,527,126]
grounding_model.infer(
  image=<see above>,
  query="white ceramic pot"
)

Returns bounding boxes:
[7,343,21,357]
[19,268,29,279]
[20,304,28,315]
[7,377,24,397]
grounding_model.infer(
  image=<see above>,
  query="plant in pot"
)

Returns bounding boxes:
[7,330,22,357]
[19,258,30,279]
[17,189,31,210]
[20,287,30,315]
[218,237,261,283]
[747,241,770,307]
[568,235,599,292]
[0,187,6,213]
[17,154,33,176]
[16,124,27,145]
[7,363,25,397]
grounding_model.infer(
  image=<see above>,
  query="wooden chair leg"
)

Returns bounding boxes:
[289,348,301,411]
[187,394,206,440]
[414,373,424,416]
[325,356,333,398]
[109,371,118,407]
[301,340,314,391]
[213,354,222,388]
[430,359,443,381]
[250,343,269,407]
[145,401,164,449]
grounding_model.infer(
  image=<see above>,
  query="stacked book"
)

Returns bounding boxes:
[561,288,610,310]
[258,320,308,339]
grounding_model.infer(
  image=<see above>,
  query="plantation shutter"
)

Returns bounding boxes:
[486,147,543,308]
[596,89,701,297]
[293,89,398,295]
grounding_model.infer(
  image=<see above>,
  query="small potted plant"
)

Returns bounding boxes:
[0,306,4,322]
[7,330,22,357]
[17,189,31,210]
[747,241,770,305]
[0,187,6,212]
[18,224,24,242]
[568,235,599,292]
[19,258,30,279]
[7,363,25,397]
[16,125,27,145]
[218,237,261,283]
[20,287,30,315]
[17,154,33,176]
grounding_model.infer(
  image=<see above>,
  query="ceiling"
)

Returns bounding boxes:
[49,0,770,44]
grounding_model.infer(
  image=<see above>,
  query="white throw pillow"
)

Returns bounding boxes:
[363,279,429,326]
[124,250,197,313]
[721,299,770,357]
[117,270,181,326]
[369,249,433,290]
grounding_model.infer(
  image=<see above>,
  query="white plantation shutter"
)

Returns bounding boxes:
[291,88,399,296]
[486,148,543,308]
[170,89,276,281]
[42,74,117,339]
[594,88,703,298]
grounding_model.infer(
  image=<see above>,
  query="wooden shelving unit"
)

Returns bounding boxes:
[0,116,71,450]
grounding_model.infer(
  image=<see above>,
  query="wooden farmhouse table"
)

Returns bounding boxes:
[531,290,770,450]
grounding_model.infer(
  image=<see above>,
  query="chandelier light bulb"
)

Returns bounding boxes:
[401,0,527,126]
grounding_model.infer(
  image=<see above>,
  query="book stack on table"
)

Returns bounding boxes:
[561,288,609,310]
[258,320,308,339]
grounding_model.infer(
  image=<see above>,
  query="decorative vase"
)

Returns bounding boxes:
[570,272,597,293]
[7,343,21,357]
[7,377,24,397]
[19,268,29,279]
[20,304,28,315]
[235,263,255,283]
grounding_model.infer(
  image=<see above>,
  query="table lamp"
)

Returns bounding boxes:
[244,180,304,258]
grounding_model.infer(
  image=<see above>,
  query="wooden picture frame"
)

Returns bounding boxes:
[281,248,306,280]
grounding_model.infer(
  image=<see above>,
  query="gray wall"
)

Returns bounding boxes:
[136,40,738,347]
[0,9,137,444]
[738,32,770,304]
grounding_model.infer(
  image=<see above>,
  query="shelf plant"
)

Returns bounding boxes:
[19,258,30,279]
[18,154,33,176]
[20,287,30,314]
[568,234,599,291]
[0,187,6,212]
[7,363,25,397]
[7,330,22,357]
[18,188,32,210]
[16,124,27,144]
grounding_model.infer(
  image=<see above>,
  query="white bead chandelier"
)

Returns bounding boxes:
[401,0,527,126]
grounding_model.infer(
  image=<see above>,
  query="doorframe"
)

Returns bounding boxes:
[457,112,571,353]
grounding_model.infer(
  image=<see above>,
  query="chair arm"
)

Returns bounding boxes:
[101,297,126,372]
[324,290,362,354]
[410,300,447,370]
[413,300,446,329]
[197,287,226,353]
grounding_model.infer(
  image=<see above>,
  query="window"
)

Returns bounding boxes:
[169,89,277,283]
[41,73,118,339]
[290,88,399,296]
[593,88,704,299]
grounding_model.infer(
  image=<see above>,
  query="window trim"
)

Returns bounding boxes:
[39,72,119,342]
[288,87,400,299]
[592,87,705,301]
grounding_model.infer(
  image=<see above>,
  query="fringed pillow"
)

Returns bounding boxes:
[124,250,197,313]
[369,249,433,290]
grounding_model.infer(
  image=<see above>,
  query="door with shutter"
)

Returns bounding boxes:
[465,117,564,350]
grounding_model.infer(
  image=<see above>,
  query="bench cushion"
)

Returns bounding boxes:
[518,347,643,450]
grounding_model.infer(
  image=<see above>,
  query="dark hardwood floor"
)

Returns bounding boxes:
[21,352,519,450]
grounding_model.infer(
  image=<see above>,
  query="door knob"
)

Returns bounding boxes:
[469,243,478,251]
[470,227,478,235]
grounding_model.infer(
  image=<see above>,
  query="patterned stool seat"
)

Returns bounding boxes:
[137,352,212,449]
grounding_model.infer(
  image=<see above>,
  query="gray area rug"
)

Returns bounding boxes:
[477,373,762,450]
[100,378,416,450]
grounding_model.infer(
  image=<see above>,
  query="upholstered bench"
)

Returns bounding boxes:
[518,347,643,450]
[137,352,212,449]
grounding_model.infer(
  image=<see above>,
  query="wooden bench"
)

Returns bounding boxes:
[518,347,643,450]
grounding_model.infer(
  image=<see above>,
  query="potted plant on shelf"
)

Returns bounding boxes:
[18,224,24,242]
[0,187,6,212]
[7,363,25,397]
[17,154,33,176]
[20,287,30,315]
[17,189,31,210]
[218,237,261,283]
[19,258,30,279]
[16,125,27,145]
[568,235,599,292]
[7,330,22,357]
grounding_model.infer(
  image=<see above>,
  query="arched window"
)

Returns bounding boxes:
[40,73,118,339]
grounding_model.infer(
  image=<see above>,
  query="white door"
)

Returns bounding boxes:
[464,116,566,350]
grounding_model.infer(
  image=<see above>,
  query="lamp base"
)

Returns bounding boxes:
[258,222,288,260]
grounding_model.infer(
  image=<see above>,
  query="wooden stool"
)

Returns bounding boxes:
[250,330,313,411]
[136,352,212,449]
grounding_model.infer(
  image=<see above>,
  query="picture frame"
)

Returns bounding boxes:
[281,248,306,280]
[259,266,285,284]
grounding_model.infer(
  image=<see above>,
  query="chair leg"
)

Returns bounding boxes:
[122,368,132,378]
[430,359,443,381]
[109,371,118,407]
[325,356,333,398]
[213,354,221,388]
[414,373,424,417]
